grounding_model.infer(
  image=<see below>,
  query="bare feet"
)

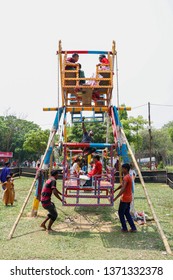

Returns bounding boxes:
[40,223,47,230]
[46,229,56,234]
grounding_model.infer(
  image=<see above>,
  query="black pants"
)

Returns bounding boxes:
[43,202,58,222]
[118,201,136,231]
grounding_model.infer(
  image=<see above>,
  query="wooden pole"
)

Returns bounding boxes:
[8,130,56,239]
[115,51,120,108]
[121,128,172,255]
[148,102,152,170]
[49,152,53,176]
[106,113,109,144]
[58,40,64,107]
[118,156,123,184]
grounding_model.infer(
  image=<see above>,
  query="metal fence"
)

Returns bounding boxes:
[167,172,173,189]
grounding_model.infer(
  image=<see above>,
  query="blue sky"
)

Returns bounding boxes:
[0,0,173,129]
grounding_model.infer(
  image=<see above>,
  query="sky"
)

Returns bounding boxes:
[0,0,173,130]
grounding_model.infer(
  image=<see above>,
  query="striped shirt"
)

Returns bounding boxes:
[41,178,57,207]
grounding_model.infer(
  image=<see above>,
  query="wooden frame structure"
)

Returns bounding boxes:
[62,143,115,207]
[57,40,116,110]
[8,41,173,256]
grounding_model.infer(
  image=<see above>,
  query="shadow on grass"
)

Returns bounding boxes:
[11,229,45,239]
[34,226,164,252]
[9,205,169,253]
[74,206,116,223]
[135,196,147,200]
[99,228,164,251]
[10,223,165,253]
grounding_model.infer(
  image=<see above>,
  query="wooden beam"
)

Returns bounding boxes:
[121,128,172,255]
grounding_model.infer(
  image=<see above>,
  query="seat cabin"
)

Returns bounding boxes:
[62,143,115,206]
[62,51,114,108]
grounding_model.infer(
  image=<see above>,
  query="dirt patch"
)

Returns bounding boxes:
[25,210,152,233]
[24,211,152,233]
[54,214,115,233]
[25,210,46,219]
[25,211,116,232]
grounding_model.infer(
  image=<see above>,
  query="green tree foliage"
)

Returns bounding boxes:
[0,114,49,162]
[23,129,49,157]
[162,121,173,129]
[0,117,7,150]
[118,110,147,153]
[67,121,107,143]
[67,112,147,147]
[139,127,173,165]
[169,128,173,143]
[118,106,128,120]
[163,122,173,144]
[116,105,148,147]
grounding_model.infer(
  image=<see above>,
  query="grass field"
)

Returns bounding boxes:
[0,177,173,260]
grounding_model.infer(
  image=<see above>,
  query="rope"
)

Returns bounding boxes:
[151,103,173,107]
[132,104,147,110]
[127,103,173,110]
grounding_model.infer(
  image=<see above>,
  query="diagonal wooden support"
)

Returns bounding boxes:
[121,128,172,255]
[8,130,56,240]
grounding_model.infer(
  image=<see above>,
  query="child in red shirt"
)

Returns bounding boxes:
[88,155,102,178]
[82,155,102,186]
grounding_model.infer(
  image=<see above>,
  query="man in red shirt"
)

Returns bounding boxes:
[114,163,137,232]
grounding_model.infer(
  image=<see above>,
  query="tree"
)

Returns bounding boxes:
[0,114,48,162]
[67,112,147,149]
[118,105,128,121]
[0,117,7,150]
[169,128,173,142]
[67,121,107,143]
[139,127,173,166]
[23,129,49,158]
[162,121,173,130]
[117,110,148,157]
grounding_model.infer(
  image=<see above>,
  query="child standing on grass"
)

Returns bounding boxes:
[2,175,15,206]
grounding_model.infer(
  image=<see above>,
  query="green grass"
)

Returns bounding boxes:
[166,165,173,172]
[0,177,173,260]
